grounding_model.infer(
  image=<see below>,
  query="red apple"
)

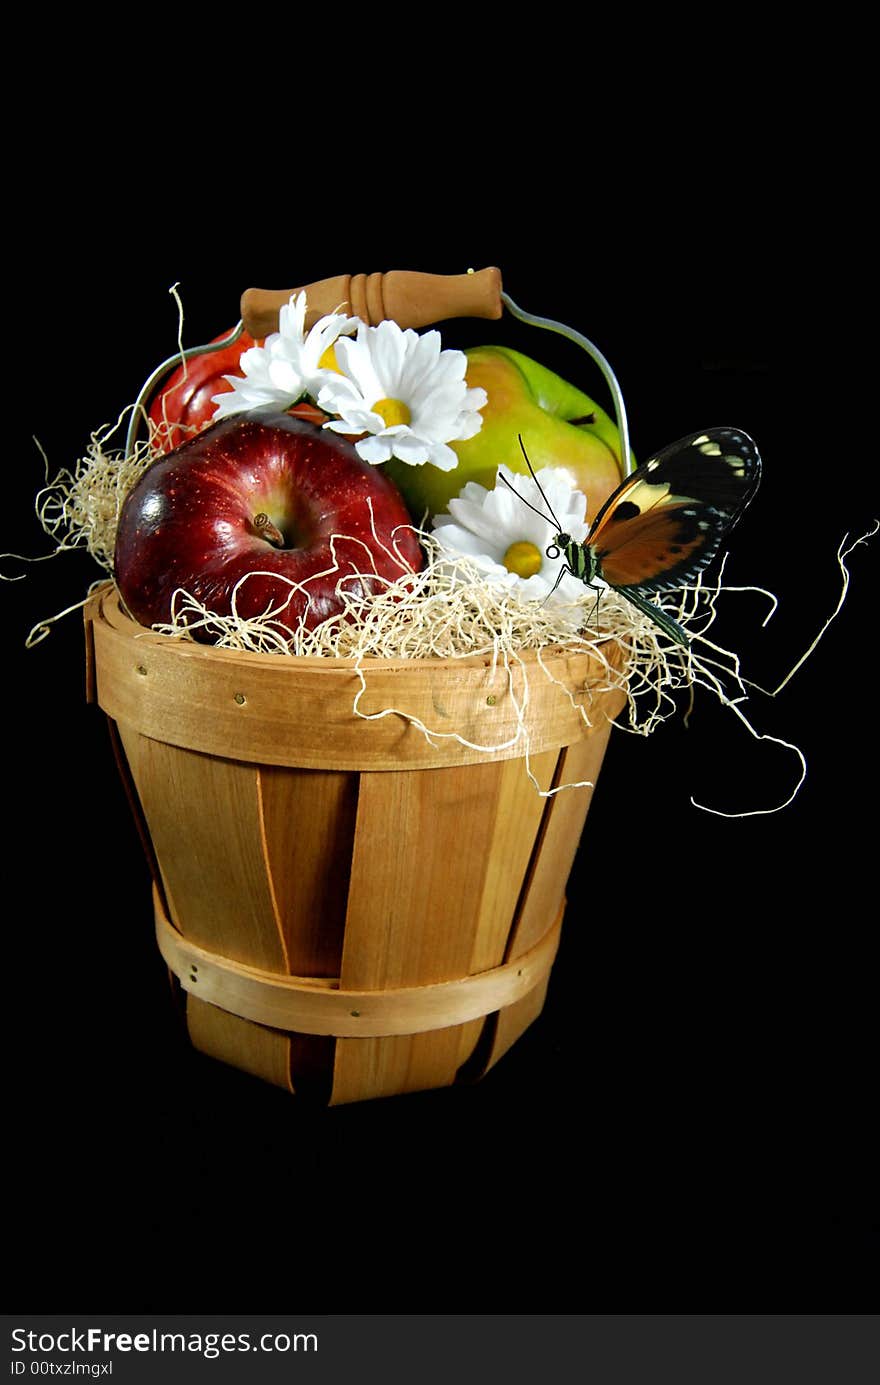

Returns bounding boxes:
[147,327,256,452]
[114,411,423,638]
[147,328,333,454]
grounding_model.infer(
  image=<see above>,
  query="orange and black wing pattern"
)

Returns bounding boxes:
[589,427,762,593]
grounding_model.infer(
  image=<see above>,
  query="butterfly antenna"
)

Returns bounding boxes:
[498,471,558,527]
[498,436,567,535]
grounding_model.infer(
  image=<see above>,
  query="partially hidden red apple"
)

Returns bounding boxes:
[147,328,329,451]
[114,411,423,638]
[147,327,256,451]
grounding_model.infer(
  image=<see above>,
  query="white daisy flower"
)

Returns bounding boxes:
[316,319,487,470]
[432,464,604,605]
[212,292,358,419]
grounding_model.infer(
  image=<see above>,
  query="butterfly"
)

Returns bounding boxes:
[503,426,762,646]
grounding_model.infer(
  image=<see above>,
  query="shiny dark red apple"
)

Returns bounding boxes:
[114,411,423,637]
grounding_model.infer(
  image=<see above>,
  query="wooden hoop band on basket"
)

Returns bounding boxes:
[154,887,563,1039]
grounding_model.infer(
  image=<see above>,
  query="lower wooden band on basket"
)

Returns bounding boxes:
[153,887,563,1038]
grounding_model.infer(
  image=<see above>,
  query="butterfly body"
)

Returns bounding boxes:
[511,427,762,646]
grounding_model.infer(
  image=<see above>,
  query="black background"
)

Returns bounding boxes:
[5,102,877,1312]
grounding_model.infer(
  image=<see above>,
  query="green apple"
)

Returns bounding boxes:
[384,345,627,523]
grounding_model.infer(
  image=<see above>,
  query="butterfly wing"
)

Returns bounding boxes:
[588,426,762,592]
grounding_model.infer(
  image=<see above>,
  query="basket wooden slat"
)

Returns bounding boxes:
[481,729,613,1073]
[330,751,558,1103]
[260,765,357,976]
[186,1000,295,1091]
[116,727,289,970]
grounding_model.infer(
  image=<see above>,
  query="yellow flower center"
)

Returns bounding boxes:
[318,344,341,371]
[372,397,412,428]
[502,540,543,578]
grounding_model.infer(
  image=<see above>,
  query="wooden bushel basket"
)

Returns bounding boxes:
[85,584,626,1104]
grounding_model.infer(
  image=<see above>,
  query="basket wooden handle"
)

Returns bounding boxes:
[240,267,503,338]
